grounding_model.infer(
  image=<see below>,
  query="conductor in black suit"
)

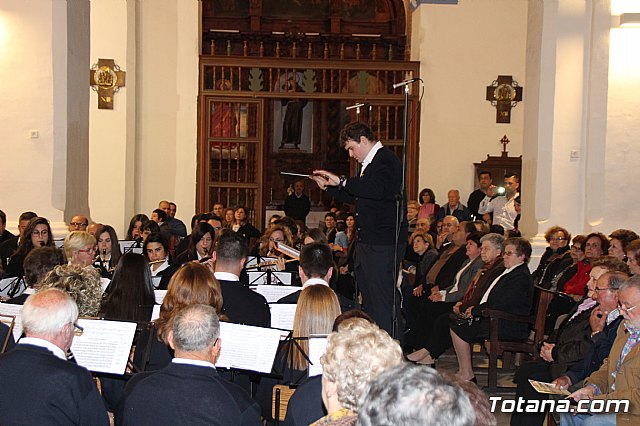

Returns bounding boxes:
[0,288,108,425]
[311,122,407,336]
[119,304,261,425]
[213,229,270,327]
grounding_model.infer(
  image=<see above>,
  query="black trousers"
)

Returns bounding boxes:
[355,242,405,337]
[406,300,455,351]
[510,360,552,426]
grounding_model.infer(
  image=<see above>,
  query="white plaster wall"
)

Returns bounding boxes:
[136,0,199,225]
[410,0,528,203]
[0,0,66,233]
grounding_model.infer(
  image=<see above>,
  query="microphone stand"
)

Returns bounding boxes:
[391,84,411,340]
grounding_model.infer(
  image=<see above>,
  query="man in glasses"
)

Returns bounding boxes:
[0,288,108,424]
[0,211,37,270]
[67,215,89,232]
[564,274,640,425]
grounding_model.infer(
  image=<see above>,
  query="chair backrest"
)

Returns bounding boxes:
[0,313,15,353]
[272,384,296,423]
[533,287,555,346]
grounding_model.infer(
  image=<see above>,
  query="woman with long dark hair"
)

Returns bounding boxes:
[5,217,55,278]
[126,214,149,241]
[173,222,215,265]
[93,225,122,278]
[143,232,177,290]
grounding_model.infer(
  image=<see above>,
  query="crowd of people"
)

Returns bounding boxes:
[0,127,638,425]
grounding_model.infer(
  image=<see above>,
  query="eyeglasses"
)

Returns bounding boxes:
[72,322,84,336]
[31,230,49,237]
[77,247,96,254]
[618,303,640,314]
[550,237,567,241]
[594,287,614,293]
[70,222,88,228]
[503,251,516,257]
[269,238,285,243]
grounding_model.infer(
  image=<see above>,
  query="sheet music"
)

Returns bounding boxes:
[216,322,282,373]
[71,319,137,375]
[151,276,163,290]
[54,239,64,248]
[0,277,26,299]
[150,305,161,321]
[308,335,328,377]
[271,272,292,285]
[269,304,296,330]
[100,278,111,293]
[245,256,259,268]
[0,303,22,341]
[247,271,293,286]
[252,285,300,303]
[119,240,143,255]
[248,271,269,285]
[154,290,167,305]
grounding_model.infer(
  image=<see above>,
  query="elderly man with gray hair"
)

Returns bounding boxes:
[119,304,260,425]
[358,363,475,426]
[0,288,108,424]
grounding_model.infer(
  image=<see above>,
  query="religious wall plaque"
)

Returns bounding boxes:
[89,59,126,110]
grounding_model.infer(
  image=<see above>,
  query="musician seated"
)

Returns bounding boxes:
[64,231,97,267]
[4,217,54,278]
[256,224,297,271]
[0,289,109,424]
[93,225,122,279]
[213,229,270,327]
[4,246,64,305]
[144,232,178,290]
[173,222,215,265]
[276,242,358,313]
[125,214,149,241]
[0,211,37,271]
[118,304,261,425]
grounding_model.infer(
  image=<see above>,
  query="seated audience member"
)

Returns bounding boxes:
[435,215,459,251]
[0,209,14,246]
[257,285,341,421]
[212,202,225,219]
[223,207,235,228]
[174,222,215,265]
[333,213,354,251]
[427,219,470,290]
[231,206,261,245]
[0,289,108,424]
[158,200,187,238]
[39,264,103,317]
[406,200,420,235]
[68,215,89,232]
[303,228,328,245]
[625,238,640,276]
[313,318,403,425]
[561,275,640,425]
[5,246,64,305]
[119,304,260,425]
[5,217,54,278]
[0,211,37,270]
[277,242,357,313]
[358,363,475,426]
[284,310,375,426]
[401,231,439,330]
[544,232,609,334]
[478,173,520,231]
[467,171,493,220]
[138,262,226,372]
[406,232,485,363]
[93,224,122,278]
[542,235,586,291]
[472,220,490,234]
[417,187,440,222]
[435,189,472,223]
[608,228,639,261]
[489,224,505,236]
[125,213,149,241]
[531,226,571,286]
[64,231,97,267]
[322,212,337,244]
[213,229,270,327]
[450,237,533,382]
[144,232,178,290]
[511,271,627,426]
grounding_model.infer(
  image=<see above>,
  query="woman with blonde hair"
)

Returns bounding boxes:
[257,284,341,420]
[64,231,97,267]
[257,224,296,272]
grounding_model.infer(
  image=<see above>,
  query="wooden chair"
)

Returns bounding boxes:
[272,384,296,425]
[481,287,555,391]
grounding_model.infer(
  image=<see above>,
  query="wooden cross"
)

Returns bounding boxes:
[500,135,510,154]
[89,59,126,110]
[486,75,523,123]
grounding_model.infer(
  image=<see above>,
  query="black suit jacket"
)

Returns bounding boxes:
[0,236,18,270]
[218,279,271,327]
[118,362,261,426]
[472,263,534,340]
[326,146,407,246]
[0,344,108,425]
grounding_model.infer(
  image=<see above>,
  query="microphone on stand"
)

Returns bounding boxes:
[392,77,420,89]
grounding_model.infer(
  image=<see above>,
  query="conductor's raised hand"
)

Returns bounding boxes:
[311,170,340,190]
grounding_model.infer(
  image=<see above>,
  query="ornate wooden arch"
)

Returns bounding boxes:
[198,0,419,228]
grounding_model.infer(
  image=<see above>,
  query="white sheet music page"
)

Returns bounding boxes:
[71,319,137,375]
[154,290,167,305]
[216,322,282,373]
[150,305,161,321]
[252,285,300,303]
[308,335,328,377]
[269,304,296,330]
[0,303,22,341]
[100,278,111,293]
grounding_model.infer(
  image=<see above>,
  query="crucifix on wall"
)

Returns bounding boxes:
[486,75,523,123]
[89,59,126,110]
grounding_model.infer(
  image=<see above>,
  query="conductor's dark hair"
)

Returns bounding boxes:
[339,121,376,147]
[215,229,248,263]
[300,242,333,278]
